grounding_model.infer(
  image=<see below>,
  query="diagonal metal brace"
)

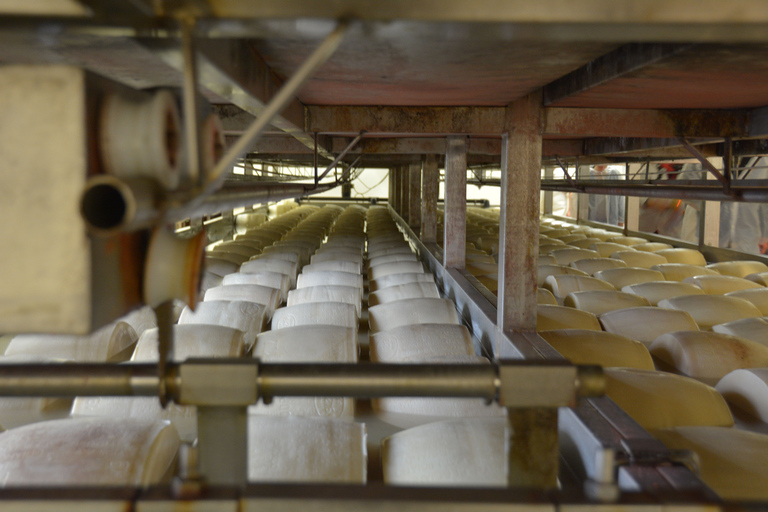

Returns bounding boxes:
[678,137,729,187]
[555,155,580,189]
[317,131,366,183]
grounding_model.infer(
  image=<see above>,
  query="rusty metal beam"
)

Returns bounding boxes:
[582,137,719,156]
[306,105,750,138]
[543,43,693,105]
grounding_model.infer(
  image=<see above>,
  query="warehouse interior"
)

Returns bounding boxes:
[3,1,768,510]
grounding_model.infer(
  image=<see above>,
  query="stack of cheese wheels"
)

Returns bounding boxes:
[0,322,139,429]
[0,417,180,487]
[245,205,368,483]
[535,216,768,500]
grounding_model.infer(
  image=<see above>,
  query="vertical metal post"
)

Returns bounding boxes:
[626,197,640,232]
[197,406,248,486]
[388,168,395,208]
[497,93,542,339]
[400,165,410,220]
[444,136,467,269]
[542,166,554,215]
[408,162,422,230]
[421,155,439,242]
[391,166,400,213]
[702,201,721,247]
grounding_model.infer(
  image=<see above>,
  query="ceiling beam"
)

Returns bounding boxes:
[543,43,693,106]
[306,105,751,138]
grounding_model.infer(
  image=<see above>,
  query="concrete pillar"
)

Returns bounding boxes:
[421,155,439,243]
[408,162,422,230]
[444,136,467,268]
[400,165,410,220]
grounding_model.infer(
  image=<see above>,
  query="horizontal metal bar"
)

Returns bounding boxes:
[540,179,768,202]
[258,363,499,401]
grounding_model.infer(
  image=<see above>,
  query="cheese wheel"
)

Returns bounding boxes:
[746,272,768,286]
[604,368,733,430]
[538,265,589,287]
[570,257,627,276]
[564,290,651,316]
[0,417,180,486]
[538,254,557,266]
[382,417,507,487]
[543,274,615,304]
[550,248,601,266]
[204,254,240,277]
[593,267,664,289]
[240,258,298,286]
[713,317,768,346]
[248,416,366,483]
[716,368,768,422]
[651,263,720,282]
[606,236,647,246]
[72,396,197,443]
[368,253,418,269]
[706,260,768,278]
[682,275,763,294]
[212,243,258,258]
[599,307,699,347]
[621,281,704,306]
[131,324,244,361]
[536,304,601,331]
[655,248,707,266]
[287,285,362,317]
[368,272,435,293]
[367,246,415,259]
[119,306,157,337]
[537,288,557,305]
[540,243,567,255]
[178,300,266,352]
[539,329,654,369]
[650,331,768,385]
[653,426,768,500]
[297,271,363,290]
[566,237,604,250]
[6,322,137,362]
[200,271,223,293]
[250,324,357,419]
[302,261,362,275]
[369,261,425,281]
[370,324,474,362]
[368,282,440,307]
[558,234,586,244]
[658,295,762,330]
[204,284,280,319]
[725,288,768,315]
[272,302,358,332]
[588,242,633,258]
[207,250,248,265]
[222,271,290,303]
[611,250,667,269]
[311,252,363,267]
[369,298,460,333]
[633,242,673,252]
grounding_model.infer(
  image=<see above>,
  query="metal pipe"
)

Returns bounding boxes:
[540,180,768,202]
[316,131,365,182]
[80,175,160,234]
[206,21,349,191]
[180,17,203,186]
[258,363,499,401]
[0,364,160,397]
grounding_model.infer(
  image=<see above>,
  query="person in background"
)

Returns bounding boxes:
[720,156,768,255]
[639,163,686,238]
[588,164,625,226]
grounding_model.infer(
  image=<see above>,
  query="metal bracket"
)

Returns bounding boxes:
[555,155,580,189]
[317,130,366,183]
[679,137,734,193]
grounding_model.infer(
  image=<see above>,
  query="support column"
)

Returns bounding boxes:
[542,166,554,215]
[392,166,401,213]
[400,165,410,220]
[497,92,542,337]
[626,196,640,232]
[408,162,422,230]
[444,136,467,268]
[388,168,395,208]
[421,155,439,243]
[702,201,721,247]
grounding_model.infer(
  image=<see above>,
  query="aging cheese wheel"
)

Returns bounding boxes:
[563,290,650,316]
[240,258,298,286]
[368,272,436,293]
[204,284,280,318]
[716,368,768,422]
[131,324,245,361]
[272,302,358,332]
[370,324,474,362]
[368,253,419,269]
[604,368,733,430]
[610,250,667,269]
[369,298,460,333]
[570,257,627,276]
[178,300,266,352]
[543,274,615,303]
[537,265,589,287]
[536,305,601,332]
[288,285,362,317]
[650,331,768,385]
[658,295,762,330]
[713,317,768,346]
[369,261,425,281]
[621,281,704,306]
[655,248,707,266]
[706,260,768,278]
[606,236,647,246]
[6,322,137,363]
[222,271,291,302]
[682,275,763,295]
[302,260,362,275]
[599,306,699,347]
[653,426,768,500]
[382,417,507,487]
[248,416,366,483]
[725,288,768,315]
[589,242,634,258]
[550,248,601,266]
[297,271,363,290]
[539,329,654,370]
[537,288,557,305]
[651,263,720,282]
[593,267,664,289]
[368,282,440,307]
[0,417,180,486]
